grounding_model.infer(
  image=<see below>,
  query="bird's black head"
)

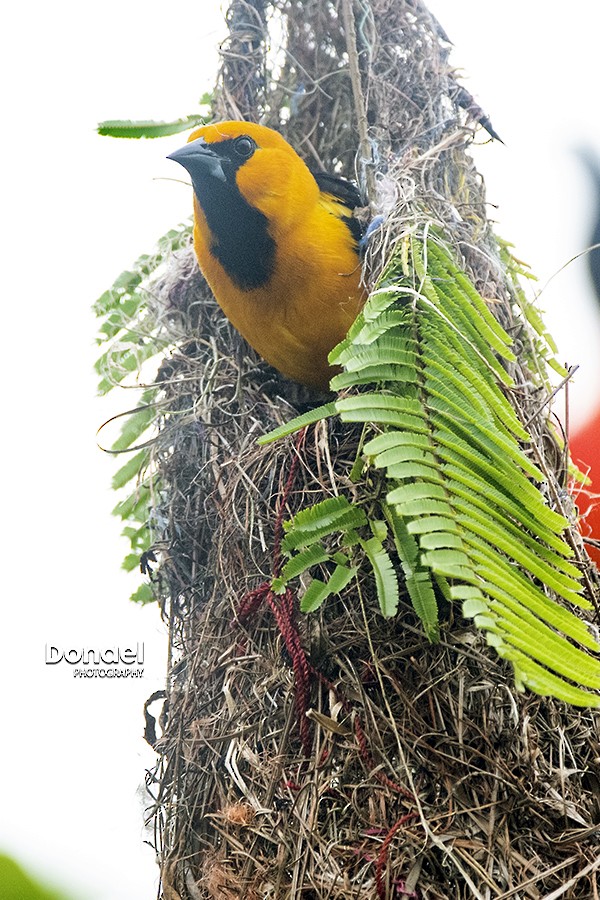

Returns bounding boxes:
[167,131,275,291]
[167,134,258,195]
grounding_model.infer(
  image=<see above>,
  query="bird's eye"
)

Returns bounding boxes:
[233,136,257,159]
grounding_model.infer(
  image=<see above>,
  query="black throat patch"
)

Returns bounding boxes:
[190,140,276,292]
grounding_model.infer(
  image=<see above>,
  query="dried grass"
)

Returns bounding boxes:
[139,1,600,897]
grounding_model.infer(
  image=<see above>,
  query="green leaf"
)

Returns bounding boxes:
[428,242,513,352]
[130,582,155,605]
[299,578,330,612]
[299,564,357,612]
[282,495,367,552]
[122,553,142,572]
[109,404,157,453]
[361,535,399,618]
[330,363,413,389]
[257,402,337,445]
[387,481,448,505]
[111,450,148,491]
[97,115,206,138]
[386,505,439,639]
[443,462,569,549]
[273,544,330,590]
[333,335,416,371]
[327,562,358,592]
[435,434,559,527]
[112,485,150,521]
[490,601,600,688]
[364,432,433,457]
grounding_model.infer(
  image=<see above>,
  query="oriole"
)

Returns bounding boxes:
[168,122,366,388]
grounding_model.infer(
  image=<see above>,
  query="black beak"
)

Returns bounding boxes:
[167,138,226,183]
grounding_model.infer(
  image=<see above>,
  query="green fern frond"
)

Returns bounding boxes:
[94,226,191,600]
[272,497,362,611]
[497,237,566,378]
[97,115,207,139]
[281,495,367,552]
[266,229,600,707]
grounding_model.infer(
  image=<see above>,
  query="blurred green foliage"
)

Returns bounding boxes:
[0,853,73,900]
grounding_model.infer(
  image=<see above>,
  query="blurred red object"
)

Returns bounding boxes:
[569,149,600,565]
[570,409,600,565]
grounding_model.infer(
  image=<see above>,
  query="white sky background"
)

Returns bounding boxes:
[2,2,600,898]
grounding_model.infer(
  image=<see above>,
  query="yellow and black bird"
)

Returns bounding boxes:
[168,122,366,389]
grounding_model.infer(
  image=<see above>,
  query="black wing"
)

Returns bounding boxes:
[312,172,366,245]
[312,172,364,209]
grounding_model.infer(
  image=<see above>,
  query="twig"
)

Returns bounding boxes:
[341,0,376,205]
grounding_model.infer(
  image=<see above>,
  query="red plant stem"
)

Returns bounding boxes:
[375,813,419,899]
